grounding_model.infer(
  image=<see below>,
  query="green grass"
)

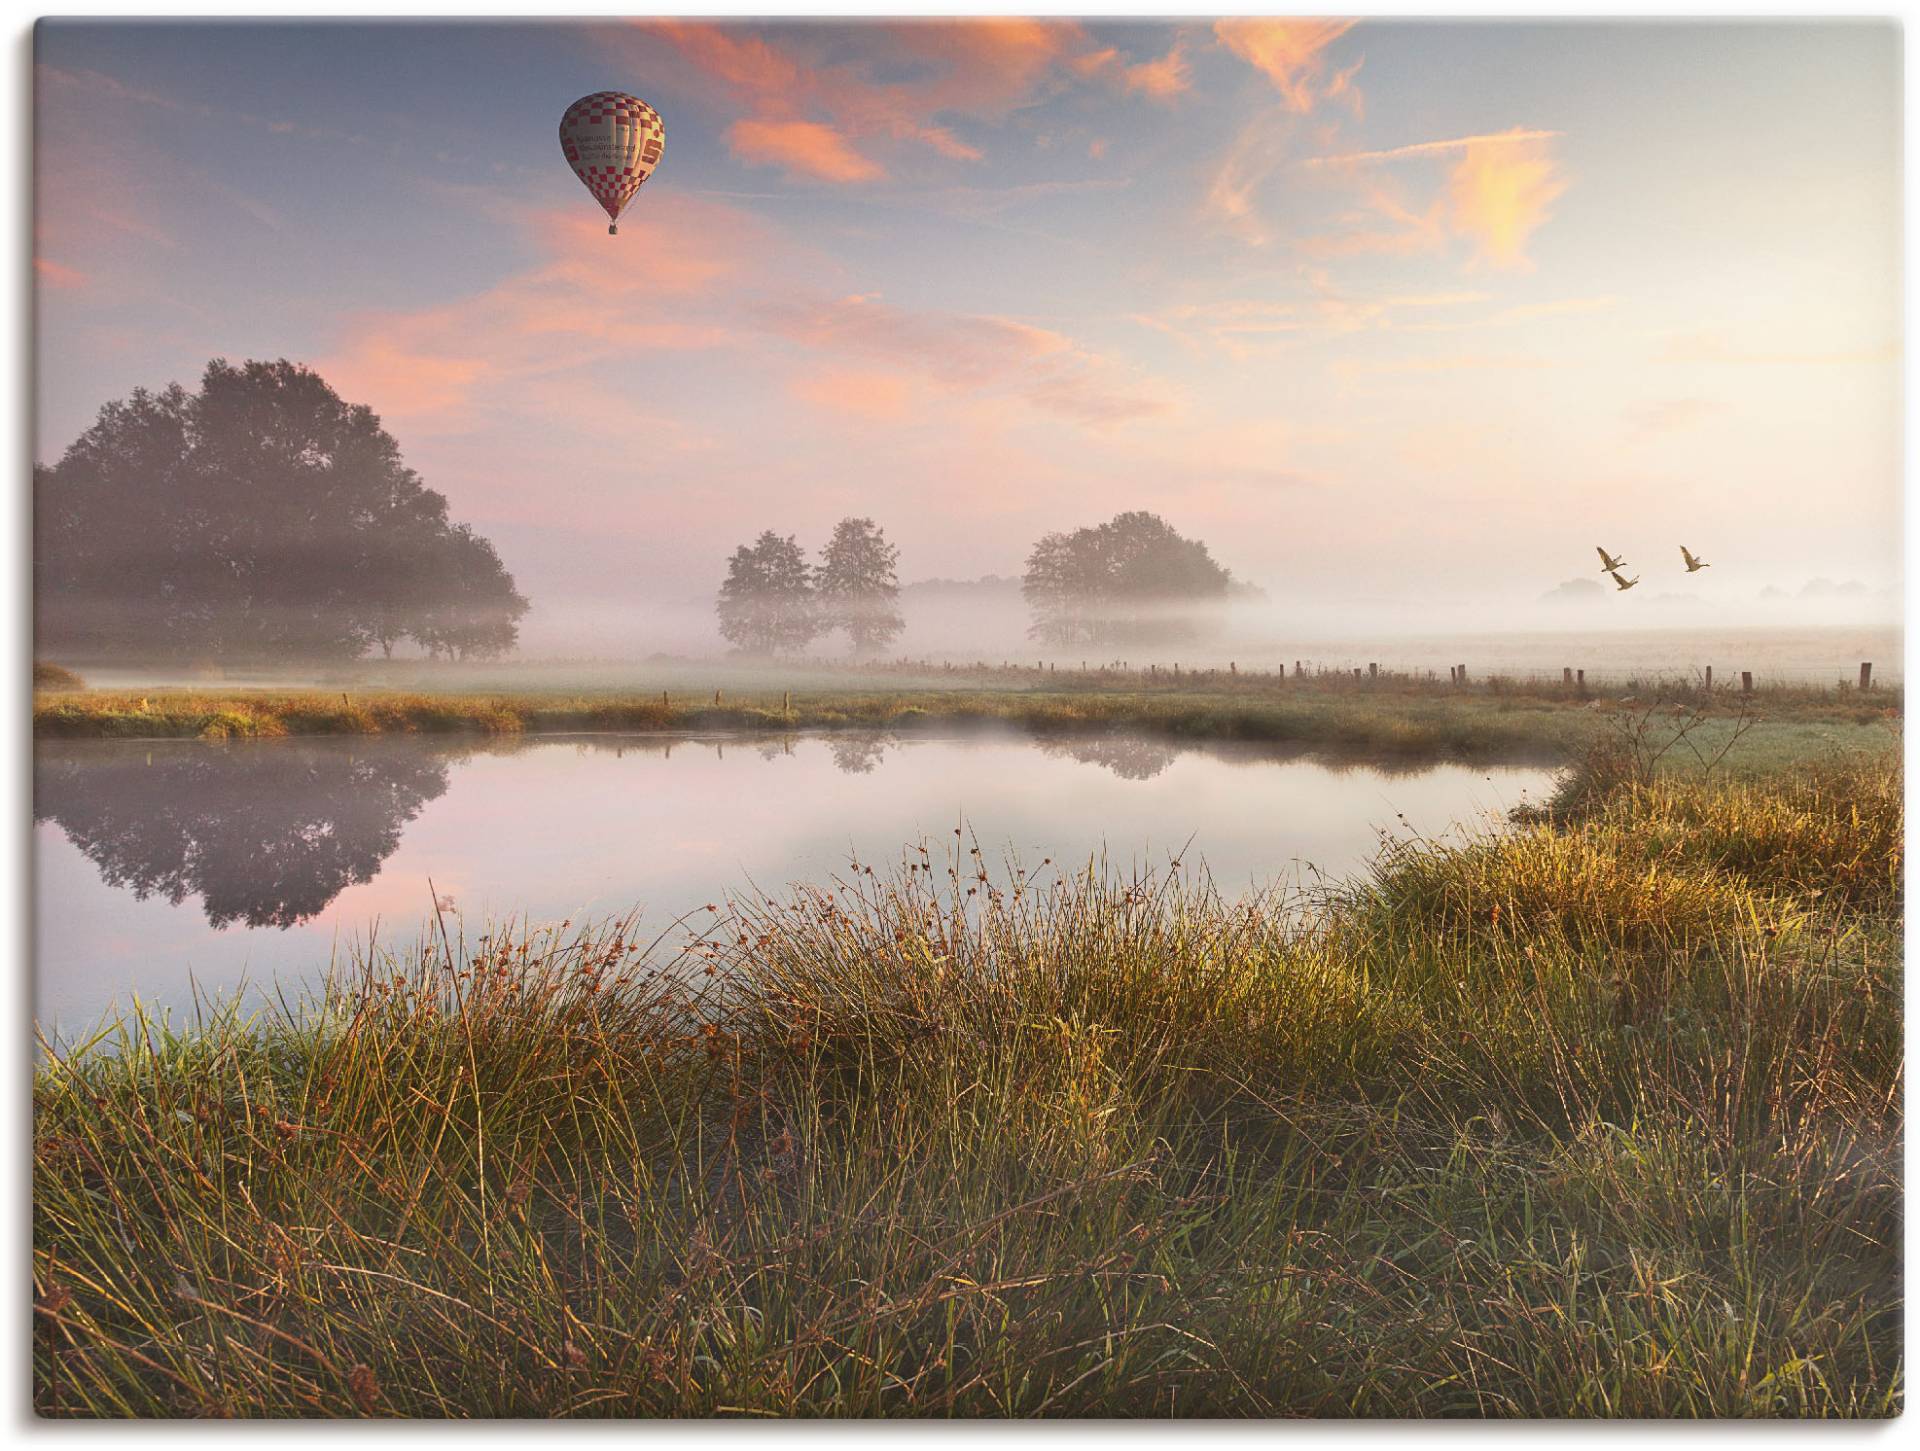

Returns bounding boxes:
[31,674,1902,772]
[33,747,1902,1417]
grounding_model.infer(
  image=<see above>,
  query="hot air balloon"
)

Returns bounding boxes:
[558,91,665,234]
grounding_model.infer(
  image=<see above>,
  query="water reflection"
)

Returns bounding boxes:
[36,730,1543,942]
[1039,736,1180,780]
[828,733,891,775]
[35,731,1557,1033]
[34,739,452,928]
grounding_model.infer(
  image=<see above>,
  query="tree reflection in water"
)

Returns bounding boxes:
[1037,736,1180,781]
[828,733,890,775]
[34,739,452,928]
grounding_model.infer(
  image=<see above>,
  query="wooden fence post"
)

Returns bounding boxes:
[1562,668,1572,687]
[1741,671,1753,694]
[1369,662,1378,680]
[1576,669,1585,691]
[715,688,723,705]
[1457,663,1467,685]
[1860,661,1873,691]
[1704,666,1712,692]
[783,690,790,715]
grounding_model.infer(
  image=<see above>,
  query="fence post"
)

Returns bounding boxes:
[1576,669,1585,691]
[662,690,669,708]
[1369,662,1378,680]
[715,688,723,705]
[1860,661,1873,691]
[783,690,791,715]
[1704,666,1712,692]
[1562,667,1572,687]
[1229,661,1237,675]
[1457,663,1467,686]
[1741,671,1753,694]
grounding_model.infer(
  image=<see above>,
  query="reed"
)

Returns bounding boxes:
[33,751,1902,1417]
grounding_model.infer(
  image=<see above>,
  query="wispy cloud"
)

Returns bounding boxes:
[1447,131,1567,269]
[631,19,1099,181]
[320,197,765,433]
[1302,129,1564,169]
[760,290,1170,427]
[1212,20,1358,113]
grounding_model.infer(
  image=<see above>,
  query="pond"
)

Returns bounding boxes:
[33,732,1559,1037]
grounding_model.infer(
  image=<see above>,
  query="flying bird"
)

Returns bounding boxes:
[1610,570,1639,592]
[1680,545,1710,573]
[1596,546,1627,572]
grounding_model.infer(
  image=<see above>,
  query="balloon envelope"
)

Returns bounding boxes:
[558,91,664,232]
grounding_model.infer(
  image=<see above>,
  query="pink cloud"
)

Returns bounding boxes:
[320,196,766,433]
[34,257,87,290]
[727,119,884,183]
[790,367,917,421]
[762,292,1168,427]
[1123,44,1192,102]
[1212,20,1358,113]
[626,19,1103,177]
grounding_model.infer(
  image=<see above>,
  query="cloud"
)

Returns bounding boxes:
[1202,110,1298,246]
[727,119,884,183]
[34,257,87,289]
[1447,131,1568,269]
[790,367,917,421]
[1134,291,1496,359]
[1302,129,1564,170]
[631,19,1098,178]
[762,291,1169,427]
[1288,127,1569,269]
[320,196,765,433]
[1212,20,1357,112]
[1123,43,1191,101]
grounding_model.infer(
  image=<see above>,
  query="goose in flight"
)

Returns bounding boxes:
[1596,546,1627,572]
[1610,569,1639,592]
[1680,545,1710,573]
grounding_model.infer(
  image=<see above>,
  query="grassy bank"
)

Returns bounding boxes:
[33,747,1902,1417]
[31,675,1901,768]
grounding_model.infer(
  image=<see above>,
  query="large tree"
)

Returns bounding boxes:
[716,531,819,655]
[1022,510,1233,647]
[816,517,904,655]
[34,358,528,662]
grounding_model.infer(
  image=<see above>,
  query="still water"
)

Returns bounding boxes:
[33,732,1557,1036]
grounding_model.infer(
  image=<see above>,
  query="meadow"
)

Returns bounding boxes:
[29,667,1902,774]
[32,729,1903,1416]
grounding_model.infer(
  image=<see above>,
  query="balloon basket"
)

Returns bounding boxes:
[608,223,618,236]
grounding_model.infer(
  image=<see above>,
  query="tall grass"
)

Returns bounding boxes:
[33,753,1902,1417]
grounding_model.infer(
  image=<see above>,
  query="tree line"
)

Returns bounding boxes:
[716,518,907,655]
[716,509,1235,656]
[35,359,528,663]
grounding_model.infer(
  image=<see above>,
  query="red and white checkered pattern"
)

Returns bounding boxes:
[559,90,665,225]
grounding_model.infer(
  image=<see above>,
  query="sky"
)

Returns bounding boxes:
[33,19,1904,651]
